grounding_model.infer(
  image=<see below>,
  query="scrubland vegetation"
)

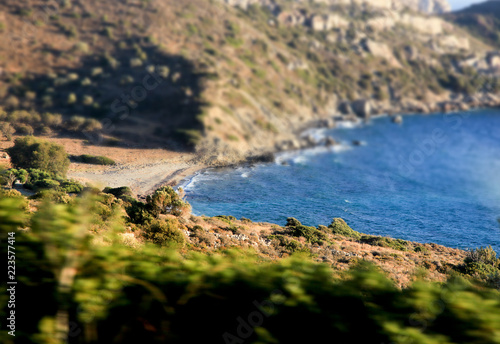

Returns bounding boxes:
[1,135,500,343]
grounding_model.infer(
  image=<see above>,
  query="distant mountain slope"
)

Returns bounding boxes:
[445,0,500,47]
[0,0,499,164]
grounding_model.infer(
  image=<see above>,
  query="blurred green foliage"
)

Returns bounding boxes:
[0,193,500,344]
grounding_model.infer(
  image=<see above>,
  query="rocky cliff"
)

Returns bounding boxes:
[221,0,451,14]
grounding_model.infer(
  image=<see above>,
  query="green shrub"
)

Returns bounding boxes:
[462,246,500,284]
[103,186,133,199]
[216,215,237,223]
[329,218,361,239]
[414,246,429,253]
[7,137,70,176]
[464,262,499,277]
[142,218,186,247]
[33,178,61,190]
[15,123,34,135]
[40,126,52,136]
[126,200,154,225]
[146,186,191,217]
[286,217,302,227]
[285,217,328,245]
[360,236,409,251]
[465,246,499,267]
[71,154,116,165]
[0,122,15,140]
[268,234,307,253]
[60,180,84,193]
[66,115,86,131]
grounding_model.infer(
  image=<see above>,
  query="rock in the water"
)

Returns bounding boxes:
[325,136,337,146]
[392,115,403,124]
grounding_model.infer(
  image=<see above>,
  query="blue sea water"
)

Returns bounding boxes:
[183,109,500,251]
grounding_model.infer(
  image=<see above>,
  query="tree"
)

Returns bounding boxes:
[7,136,70,176]
[0,168,28,188]
[146,186,191,217]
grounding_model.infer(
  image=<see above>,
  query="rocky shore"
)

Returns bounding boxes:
[273,91,500,153]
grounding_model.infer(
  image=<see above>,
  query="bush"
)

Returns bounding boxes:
[23,168,82,193]
[268,234,307,253]
[142,218,186,247]
[215,215,237,224]
[462,246,500,284]
[103,186,133,199]
[146,186,191,217]
[66,115,86,131]
[15,123,34,135]
[360,236,409,251]
[7,137,70,176]
[0,122,15,140]
[40,126,52,136]
[464,262,499,277]
[33,178,60,190]
[286,217,302,227]
[126,200,154,225]
[60,180,84,193]
[465,246,499,267]
[72,154,116,165]
[82,119,103,132]
[329,218,361,239]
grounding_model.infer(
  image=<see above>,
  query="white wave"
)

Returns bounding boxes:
[300,127,328,141]
[335,119,362,129]
[330,144,352,153]
[274,143,352,166]
[180,170,220,191]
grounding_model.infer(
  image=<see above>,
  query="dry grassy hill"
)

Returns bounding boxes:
[0,0,499,163]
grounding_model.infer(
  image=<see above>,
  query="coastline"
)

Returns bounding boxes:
[67,105,494,198]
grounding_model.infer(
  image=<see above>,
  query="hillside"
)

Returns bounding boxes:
[1,0,500,165]
[445,0,500,47]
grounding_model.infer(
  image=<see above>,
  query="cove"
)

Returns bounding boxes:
[183,109,500,251]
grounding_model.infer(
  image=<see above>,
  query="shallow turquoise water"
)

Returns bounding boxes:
[183,109,500,251]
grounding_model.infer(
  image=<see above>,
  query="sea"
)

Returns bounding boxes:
[181,109,500,251]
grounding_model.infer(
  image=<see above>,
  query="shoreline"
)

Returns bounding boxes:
[67,104,495,198]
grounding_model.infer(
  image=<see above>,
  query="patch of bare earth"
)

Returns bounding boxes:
[0,136,206,196]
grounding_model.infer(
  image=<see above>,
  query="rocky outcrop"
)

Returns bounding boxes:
[351,99,372,119]
[361,39,401,67]
[310,14,349,31]
[219,0,451,14]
